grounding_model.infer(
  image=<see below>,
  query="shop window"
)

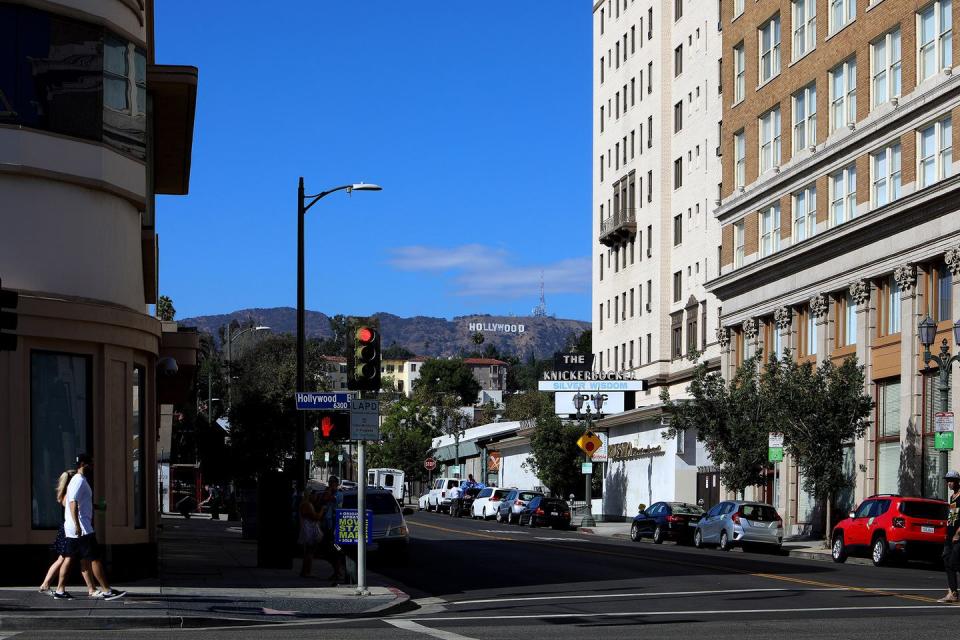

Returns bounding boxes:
[876,379,900,495]
[878,276,902,336]
[31,352,92,529]
[133,366,146,528]
[923,372,952,500]
[928,262,953,322]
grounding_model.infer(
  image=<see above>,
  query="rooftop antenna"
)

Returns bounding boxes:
[532,271,547,317]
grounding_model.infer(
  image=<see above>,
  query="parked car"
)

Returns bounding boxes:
[831,495,948,566]
[518,496,572,529]
[340,488,413,557]
[630,502,704,544]
[451,485,484,518]
[472,487,513,520]
[418,492,430,511]
[693,501,783,551]
[427,477,462,513]
[496,489,544,524]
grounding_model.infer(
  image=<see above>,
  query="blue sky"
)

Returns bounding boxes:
[155,2,592,321]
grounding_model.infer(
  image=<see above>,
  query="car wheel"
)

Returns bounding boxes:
[529,516,537,528]
[653,526,664,544]
[719,530,730,551]
[693,529,703,549]
[630,522,642,542]
[508,512,516,525]
[872,535,888,566]
[496,511,504,524]
[831,534,848,563]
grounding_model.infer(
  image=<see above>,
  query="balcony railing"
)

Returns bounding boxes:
[599,208,638,246]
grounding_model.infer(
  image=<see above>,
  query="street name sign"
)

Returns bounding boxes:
[935,412,955,450]
[350,399,380,441]
[295,392,352,410]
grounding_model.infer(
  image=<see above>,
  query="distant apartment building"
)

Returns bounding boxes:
[321,355,348,390]
[711,0,960,533]
[0,0,198,579]
[592,0,723,516]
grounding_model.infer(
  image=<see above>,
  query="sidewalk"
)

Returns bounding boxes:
[577,521,871,565]
[0,515,410,631]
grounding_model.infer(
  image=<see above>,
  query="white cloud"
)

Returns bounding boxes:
[387,244,589,298]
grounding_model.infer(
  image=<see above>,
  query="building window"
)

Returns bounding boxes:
[929,262,954,322]
[647,116,653,147]
[675,0,683,20]
[881,275,902,335]
[675,44,683,76]
[918,115,953,188]
[600,56,605,84]
[759,107,781,172]
[734,130,746,188]
[631,78,636,105]
[923,372,952,499]
[829,0,855,34]
[673,214,683,245]
[674,157,683,189]
[758,14,781,84]
[132,365,146,529]
[31,352,92,529]
[792,83,817,153]
[871,29,901,108]
[646,332,652,362]
[830,57,857,132]
[759,203,780,258]
[806,307,819,356]
[829,164,857,226]
[631,25,636,53]
[674,101,683,132]
[734,220,745,267]
[734,0,744,18]
[918,1,952,83]
[843,293,858,346]
[793,184,816,242]
[673,271,682,302]
[876,379,901,495]
[792,0,816,60]
[871,142,902,208]
[733,43,745,102]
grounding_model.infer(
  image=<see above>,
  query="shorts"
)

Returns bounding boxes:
[64,533,101,561]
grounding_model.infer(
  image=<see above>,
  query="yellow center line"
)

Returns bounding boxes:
[407,519,940,604]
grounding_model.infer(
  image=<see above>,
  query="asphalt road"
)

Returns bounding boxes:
[14,509,960,639]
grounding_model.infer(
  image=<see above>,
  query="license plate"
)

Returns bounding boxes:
[550,512,559,516]
[922,525,935,533]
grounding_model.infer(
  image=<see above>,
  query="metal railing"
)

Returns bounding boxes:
[600,208,637,235]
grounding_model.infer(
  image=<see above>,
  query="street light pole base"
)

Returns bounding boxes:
[580,514,597,528]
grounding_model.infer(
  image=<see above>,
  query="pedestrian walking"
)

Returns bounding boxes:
[319,476,345,584]
[298,490,323,577]
[39,471,98,597]
[53,454,126,601]
[939,470,960,603]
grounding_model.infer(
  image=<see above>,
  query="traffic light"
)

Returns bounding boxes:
[347,322,381,391]
[316,411,350,441]
[0,279,17,352]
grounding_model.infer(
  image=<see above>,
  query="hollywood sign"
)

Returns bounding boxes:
[468,322,526,334]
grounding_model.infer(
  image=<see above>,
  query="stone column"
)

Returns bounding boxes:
[850,279,872,503]
[810,293,829,363]
[895,264,921,496]
[742,318,758,361]
[947,247,960,473]
[773,306,793,527]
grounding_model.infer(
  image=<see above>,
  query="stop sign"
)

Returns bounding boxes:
[424,457,437,471]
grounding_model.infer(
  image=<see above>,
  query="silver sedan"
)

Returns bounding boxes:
[693,501,783,551]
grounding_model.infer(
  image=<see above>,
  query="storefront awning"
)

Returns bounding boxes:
[434,441,480,461]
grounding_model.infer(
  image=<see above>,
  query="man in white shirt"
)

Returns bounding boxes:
[53,454,125,601]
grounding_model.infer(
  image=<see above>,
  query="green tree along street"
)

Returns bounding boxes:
[526,410,585,498]
[367,396,437,482]
[414,358,482,405]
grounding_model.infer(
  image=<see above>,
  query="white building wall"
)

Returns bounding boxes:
[499,444,541,491]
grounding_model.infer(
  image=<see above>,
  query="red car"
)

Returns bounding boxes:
[831,494,948,566]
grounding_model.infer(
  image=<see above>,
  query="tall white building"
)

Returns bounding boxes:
[591,0,724,517]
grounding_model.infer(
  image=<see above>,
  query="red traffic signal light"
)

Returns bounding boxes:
[357,326,375,343]
[347,320,381,391]
[317,412,350,440]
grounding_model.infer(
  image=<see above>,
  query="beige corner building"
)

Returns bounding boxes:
[711,0,960,533]
[0,0,198,579]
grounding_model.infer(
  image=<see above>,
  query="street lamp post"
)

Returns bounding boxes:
[226,325,270,411]
[296,178,381,494]
[573,392,605,528]
[918,316,960,490]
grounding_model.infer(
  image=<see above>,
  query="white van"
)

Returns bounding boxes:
[367,468,405,501]
[427,477,463,513]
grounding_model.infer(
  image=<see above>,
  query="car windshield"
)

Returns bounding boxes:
[670,503,704,515]
[341,493,400,515]
[740,504,778,522]
[518,492,541,501]
[900,501,948,519]
[492,490,510,499]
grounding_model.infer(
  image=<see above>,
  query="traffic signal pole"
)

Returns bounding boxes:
[356,415,368,596]
[296,178,307,495]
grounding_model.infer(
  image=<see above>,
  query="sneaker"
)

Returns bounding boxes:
[102,590,126,601]
[89,590,105,599]
[937,592,958,603]
[52,591,73,600]
[39,586,52,595]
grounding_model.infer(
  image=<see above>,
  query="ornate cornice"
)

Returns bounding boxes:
[849,279,869,306]
[809,294,828,319]
[894,264,916,292]
[716,326,730,348]
[774,306,792,330]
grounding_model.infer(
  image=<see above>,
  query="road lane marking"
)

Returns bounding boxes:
[450,587,947,604]
[408,519,940,604]
[408,604,960,622]
[387,618,479,639]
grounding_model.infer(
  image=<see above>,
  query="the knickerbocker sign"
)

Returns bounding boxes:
[607,443,664,461]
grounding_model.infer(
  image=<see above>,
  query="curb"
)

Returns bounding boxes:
[786,549,873,566]
[0,588,415,631]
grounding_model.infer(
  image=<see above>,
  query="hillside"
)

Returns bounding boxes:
[179,308,590,359]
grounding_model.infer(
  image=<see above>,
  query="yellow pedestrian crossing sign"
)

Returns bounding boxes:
[577,431,603,458]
